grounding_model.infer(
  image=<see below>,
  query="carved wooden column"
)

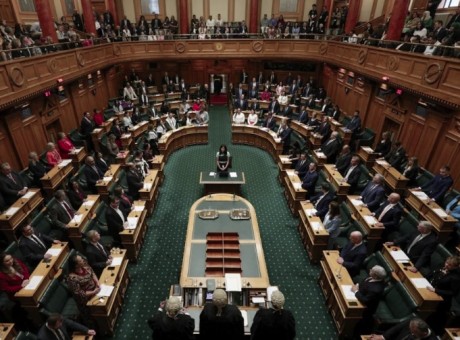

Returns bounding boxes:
[81,0,97,35]
[249,0,259,34]
[33,0,57,41]
[386,0,410,41]
[344,0,361,34]
[179,0,189,35]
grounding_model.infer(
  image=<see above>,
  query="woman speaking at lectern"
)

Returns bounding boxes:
[216,144,230,175]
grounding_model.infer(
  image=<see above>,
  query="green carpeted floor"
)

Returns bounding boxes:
[113,106,337,339]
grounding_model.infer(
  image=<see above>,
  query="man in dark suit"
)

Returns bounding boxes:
[294,153,309,179]
[335,145,352,175]
[310,182,335,220]
[307,113,321,129]
[337,231,367,278]
[320,98,333,114]
[38,313,95,340]
[240,68,249,84]
[320,131,341,164]
[0,162,27,205]
[151,13,162,34]
[360,174,386,212]
[248,81,259,99]
[386,221,438,273]
[106,195,128,246]
[269,98,280,114]
[18,224,61,269]
[346,110,362,148]
[85,230,112,277]
[234,83,246,99]
[315,115,331,143]
[385,141,406,172]
[261,112,276,131]
[373,193,403,241]
[281,104,292,118]
[370,318,437,340]
[49,190,74,234]
[351,265,387,336]
[343,156,362,194]
[420,165,454,204]
[80,111,94,151]
[126,162,143,200]
[248,100,260,113]
[234,94,248,110]
[278,119,292,155]
[329,104,341,121]
[301,162,319,199]
[306,95,316,109]
[83,156,104,194]
[298,106,309,124]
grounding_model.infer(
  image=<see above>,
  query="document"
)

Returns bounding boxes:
[364,215,378,225]
[127,217,138,229]
[45,248,62,257]
[362,146,374,153]
[413,191,429,200]
[310,221,322,231]
[97,284,114,297]
[83,200,95,209]
[111,257,123,266]
[410,278,432,289]
[5,207,19,216]
[391,250,410,262]
[316,151,326,158]
[134,205,145,212]
[305,208,317,217]
[433,208,448,218]
[293,182,302,190]
[375,160,390,167]
[23,191,35,199]
[24,276,43,290]
[71,214,83,224]
[103,176,113,182]
[143,183,153,191]
[341,285,357,301]
[351,199,363,206]
[229,172,237,178]
[225,273,242,292]
[252,297,265,304]
[241,310,248,327]
[58,159,72,168]
[209,172,215,176]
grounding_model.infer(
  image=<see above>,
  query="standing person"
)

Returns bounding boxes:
[0,162,27,205]
[323,201,342,249]
[250,290,296,340]
[38,313,96,339]
[216,144,231,174]
[45,142,62,167]
[199,289,244,340]
[56,132,75,159]
[147,296,195,339]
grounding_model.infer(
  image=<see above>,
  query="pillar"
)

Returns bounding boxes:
[385,0,410,41]
[249,0,259,34]
[81,0,97,35]
[344,0,361,34]
[179,0,189,35]
[324,0,333,30]
[33,0,57,41]
[106,0,119,26]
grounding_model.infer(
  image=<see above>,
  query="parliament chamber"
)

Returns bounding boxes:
[1,0,460,339]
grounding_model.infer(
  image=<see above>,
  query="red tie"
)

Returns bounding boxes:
[62,201,74,219]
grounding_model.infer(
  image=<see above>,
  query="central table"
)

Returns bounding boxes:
[199,171,246,195]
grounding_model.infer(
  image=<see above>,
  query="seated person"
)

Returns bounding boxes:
[385,221,438,273]
[370,318,437,340]
[216,144,231,174]
[113,185,132,216]
[360,174,386,212]
[261,112,276,130]
[310,182,335,221]
[85,230,112,277]
[247,110,258,126]
[18,224,61,269]
[301,162,318,199]
[336,231,367,278]
[419,165,453,204]
[0,162,28,206]
[232,108,246,124]
[0,253,30,298]
[38,313,96,339]
[384,141,406,172]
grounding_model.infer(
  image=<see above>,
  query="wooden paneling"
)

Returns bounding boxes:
[0,120,19,169]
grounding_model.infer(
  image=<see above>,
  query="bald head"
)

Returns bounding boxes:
[350,231,363,244]
[388,193,400,204]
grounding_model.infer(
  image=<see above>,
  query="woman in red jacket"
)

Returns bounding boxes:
[57,132,75,159]
[0,253,30,297]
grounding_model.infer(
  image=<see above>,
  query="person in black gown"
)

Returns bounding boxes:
[216,144,231,175]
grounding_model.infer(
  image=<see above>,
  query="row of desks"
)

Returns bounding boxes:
[231,124,283,160]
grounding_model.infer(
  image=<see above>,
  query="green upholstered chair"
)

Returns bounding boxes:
[420,243,453,277]
[354,251,393,284]
[38,278,79,320]
[15,332,38,340]
[415,168,434,188]
[31,210,65,241]
[355,128,376,149]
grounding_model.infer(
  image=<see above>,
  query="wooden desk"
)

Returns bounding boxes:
[318,250,365,338]
[158,125,208,161]
[67,195,100,251]
[120,201,147,261]
[101,117,116,133]
[138,170,160,214]
[40,160,73,197]
[72,334,94,340]
[15,242,69,323]
[91,128,106,153]
[346,196,385,252]
[298,202,329,262]
[283,169,307,216]
[0,323,15,340]
[291,120,314,139]
[69,147,87,168]
[309,132,323,150]
[120,133,133,150]
[312,149,327,168]
[87,250,129,336]
[167,92,182,100]
[128,121,149,139]
[443,328,460,339]
[278,155,293,170]
[323,164,350,198]
[382,244,443,317]
[372,159,408,193]
[338,127,352,146]
[0,189,43,242]
[357,146,378,168]
[115,150,130,165]
[96,164,121,197]
[406,189,456,243]
[149,93,165,102]
[231,125,282,160]
[199,171,246,195]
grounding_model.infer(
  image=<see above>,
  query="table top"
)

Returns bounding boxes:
[200,171,246,184]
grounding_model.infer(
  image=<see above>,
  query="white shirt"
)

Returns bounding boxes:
[247,113,258,126]
[233,112,245,124]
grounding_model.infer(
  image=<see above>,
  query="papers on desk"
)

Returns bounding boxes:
[83,200,95,209]
[111,257,123,266]
[127,217,138,229]
[225,273,242,292]
[58,159,72,168]
[134,205,145,212]
[121,133,132,138]
[293,182,302,190]
[70,214,83,224]
[103,176,113,182]
[341,285,357,301]
[266,286,279,301]
[45,248,62,257]
[364,215,378,225]
[252,297,265,304]
[24,276,43,290]
[362,146,374,153]
[209,172,215,176]
[310,221,322,231]
[97,284,114,297]
[275,138,282,143]
[143,183,153,191]
[316,151,326,158]
[413,191,429,200]
[23,191,35,199]
[286,169,295,176]
[229,172,237,178]
[391,250,410,263]
[241,310,248,327]
[351,199,363,207]
[5,207,19,216]
[375,160,390,167]
[411,278,432,289]
[305,208,317,217]
[93,128,102,133]
[433,208,448,218]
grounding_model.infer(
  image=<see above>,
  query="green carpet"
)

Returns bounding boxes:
[113,107,338,339]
